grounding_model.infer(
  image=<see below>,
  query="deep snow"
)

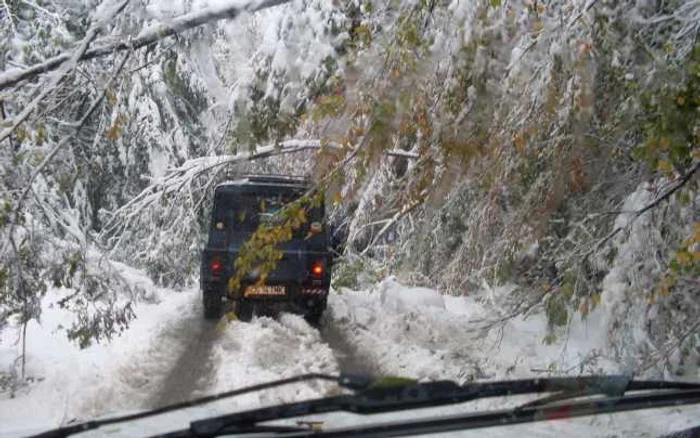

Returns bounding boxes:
[1,274,699,437]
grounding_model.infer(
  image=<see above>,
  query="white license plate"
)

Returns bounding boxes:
[244,285,286,297]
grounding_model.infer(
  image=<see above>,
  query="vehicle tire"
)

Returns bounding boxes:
[203,292,222,320]
[304,307,324,327]
[235,299,254,322]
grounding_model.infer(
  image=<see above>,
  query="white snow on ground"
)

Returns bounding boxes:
[73,314,343,438]
[2,270,698,437]
[205,313,339,409]
[328,277,623,382]
[323,278,700,437]
[0,263,341,437]
[0,264,199,437]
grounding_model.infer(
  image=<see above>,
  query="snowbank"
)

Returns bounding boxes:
[0,270,198,436]
[378,277,445,313]
[328,282,621,382]
[325,281,700,437]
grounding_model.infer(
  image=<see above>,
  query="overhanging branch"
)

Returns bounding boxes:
[0,0,291,90]
[583,161,700,260]
[0,0,130,143]
[102,139,421,235]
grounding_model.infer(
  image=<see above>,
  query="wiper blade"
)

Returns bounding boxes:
[27,373,352,438]
[289,385,700,438]
[29,373,700,438]
[183,376,700,437]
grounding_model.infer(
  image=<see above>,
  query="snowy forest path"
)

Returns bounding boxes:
[145,303,376,410]
[147,303,221,409]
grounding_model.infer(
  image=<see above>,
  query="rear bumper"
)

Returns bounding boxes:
[202,280,329,303]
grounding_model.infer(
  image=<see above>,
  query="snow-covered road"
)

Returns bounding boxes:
[147,309,220,408]
[148,296,375,410]
[2,273,699,437]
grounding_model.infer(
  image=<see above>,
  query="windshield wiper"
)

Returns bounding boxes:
[29,374,700,438]
[163,375,700,438]
[290,381,700,438]
[28,373,353,438]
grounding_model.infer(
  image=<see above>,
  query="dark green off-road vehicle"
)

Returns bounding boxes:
[200,175,332,324]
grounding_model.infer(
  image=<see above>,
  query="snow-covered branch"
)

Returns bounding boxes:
[0,0,292,90]
[102,139,330,232]
[114,138,418,216]
[360,195,425,257]
[385,150,419,159]
[0,0,130,143]
[1,0,16,34]
[584,162,700,260]
[12,53,132,216]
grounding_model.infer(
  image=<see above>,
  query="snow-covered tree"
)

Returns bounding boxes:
[1,0,698,379]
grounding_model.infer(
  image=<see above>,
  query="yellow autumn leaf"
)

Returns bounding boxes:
[355,24,370,36]
[105,87,117,106]
[677,250,693,266]
[532,19,544,34]
[657,276,674,296]
[658,160,673,174]
[222,312,237,325]
[297,207,307,224]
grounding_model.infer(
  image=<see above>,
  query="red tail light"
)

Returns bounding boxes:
[211,257,223,276]
[311,262,324,277]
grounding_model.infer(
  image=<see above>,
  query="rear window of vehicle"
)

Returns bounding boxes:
[212,190,323,232]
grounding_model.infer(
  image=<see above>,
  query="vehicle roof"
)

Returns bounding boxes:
[215,174,311,191]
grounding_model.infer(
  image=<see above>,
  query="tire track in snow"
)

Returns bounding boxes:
[148,303,221,408]
[146,298,375,411]
[318,314,378,376]
[149,310,342,411]
[71,289,204,420]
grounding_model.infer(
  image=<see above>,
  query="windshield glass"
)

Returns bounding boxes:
[2,0,699,437]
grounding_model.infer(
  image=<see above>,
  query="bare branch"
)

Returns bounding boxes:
[0,0,292,90]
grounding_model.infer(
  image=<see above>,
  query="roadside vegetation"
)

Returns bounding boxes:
[1,0,698,381]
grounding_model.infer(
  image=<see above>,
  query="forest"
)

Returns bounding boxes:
[1,0,699,386]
